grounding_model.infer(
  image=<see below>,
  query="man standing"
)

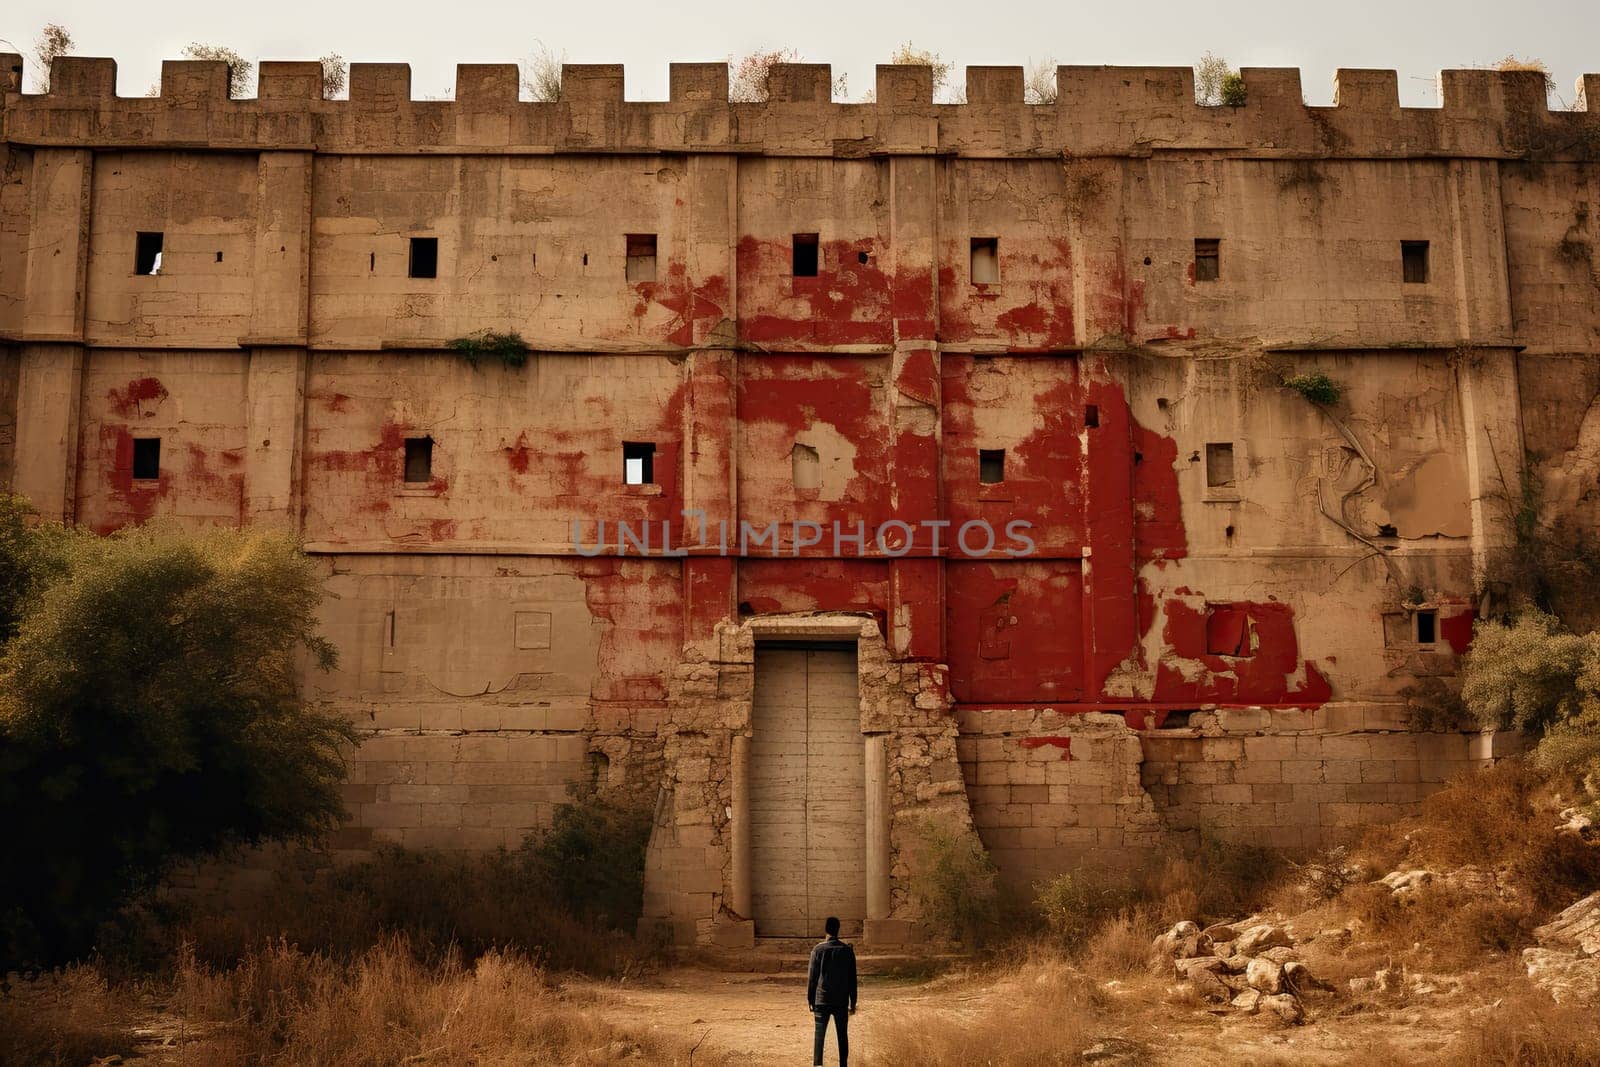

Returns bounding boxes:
[807,916,858,1067]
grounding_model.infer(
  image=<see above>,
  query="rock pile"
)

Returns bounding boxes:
[1525,891,1600,1003]
[1153,919,1328,1024]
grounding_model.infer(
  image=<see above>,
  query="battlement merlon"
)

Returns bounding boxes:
[1,55,1597,160]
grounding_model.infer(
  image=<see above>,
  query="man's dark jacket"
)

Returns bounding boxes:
[807,935,858,1010]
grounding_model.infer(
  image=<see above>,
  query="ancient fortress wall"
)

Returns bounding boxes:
[2,54,1597,944]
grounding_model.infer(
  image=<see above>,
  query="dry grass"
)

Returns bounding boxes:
[0,964,140,1065]
[1080,905,1162,978]
[166,936,720,1065]
[5,938,724,1066]
[865,951,1108,1065]
[1446,982,1600,1065]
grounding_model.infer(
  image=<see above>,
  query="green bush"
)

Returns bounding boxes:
[445,330,531,368]
[0,513,352,971]
[913,820,999,945]
[1220,72,1247,107]
[1283,372,1343,406]
[1035,871,1135,948]
[523,786,654,930]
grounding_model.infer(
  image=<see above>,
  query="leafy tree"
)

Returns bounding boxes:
[180,42,254,98]
[0,515,352,970]
[30,22,73,92]
[319,52,347,99]
[1460,610,1600,808]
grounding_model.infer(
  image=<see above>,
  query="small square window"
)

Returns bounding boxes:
[1194,239,1220,282]
[793,233,820,277]
[970,238,999,284]
[1414,609,1437,645]
[1205,442,1235,488]
[1402,241,1429,284]
[403,437,433,483]
[791,442,821,490]
[135,231,164,276]
[409,237,438,279]
[131,437,161,480]
[626,234,657,282]
[978,449,1005,485]
[623,441,655,485]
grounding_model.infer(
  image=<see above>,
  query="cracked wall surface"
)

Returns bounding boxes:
[2,55,1596,941]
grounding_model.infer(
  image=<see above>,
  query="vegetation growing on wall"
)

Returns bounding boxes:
[1282,371,1343,406]
[0,499,352,971]
[446,329,531,368]
[180,42,255,97]
[521,42,564,102]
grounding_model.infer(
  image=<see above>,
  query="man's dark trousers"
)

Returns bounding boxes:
[812,1004,848,1066]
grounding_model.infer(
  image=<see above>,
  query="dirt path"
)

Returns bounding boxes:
[576,968,962,1065]
[576,965,1480,1066]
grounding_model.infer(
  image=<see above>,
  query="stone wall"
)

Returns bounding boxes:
[2,53,1598,944]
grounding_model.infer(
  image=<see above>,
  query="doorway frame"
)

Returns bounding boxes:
[732,615,891,936]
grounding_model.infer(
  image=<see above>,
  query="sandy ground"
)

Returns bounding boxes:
[575,969,936,1065]
[575,965,1477,1066]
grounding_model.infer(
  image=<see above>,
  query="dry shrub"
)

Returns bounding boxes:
[169,936,722,1066]
[0,964,137,1064]
[1140,835,1286,925]
[1344,881,1539,966]
[1080,905,1160,978]
[1352,759,1600,916]
[867,951,1103,1065]
[1448,984,1600,1065]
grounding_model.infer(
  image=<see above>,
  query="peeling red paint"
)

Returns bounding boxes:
[631,261,730,347]
[107,377,168,418]
[1439,607,1476,655]
[738,559,889,624]
[738,236,896,346]
[1018,736,1073,760]
[1155,598,1332,706]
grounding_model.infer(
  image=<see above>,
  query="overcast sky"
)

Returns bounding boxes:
[2,0,1596,107]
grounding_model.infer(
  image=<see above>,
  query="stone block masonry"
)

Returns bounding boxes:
[1,53,1595,943]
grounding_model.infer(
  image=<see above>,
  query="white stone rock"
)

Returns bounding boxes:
[1233,923,1292,956]
[1535,891,1600,957]
[1378,869,1433,894]
[1260,993,1305,1024]
[1246,956,1285,994]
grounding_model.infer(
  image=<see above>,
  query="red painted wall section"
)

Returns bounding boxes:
[1153,597,1332,706]
[737,558,889,625]
[937,238,1077,350]
[946,560,1086,704]
[941,355,1087,555]
[737,237,895,346]
[80,368,249,535]
[630,260,730,347]
[736,356,891,548]
[1439,606,1475,655]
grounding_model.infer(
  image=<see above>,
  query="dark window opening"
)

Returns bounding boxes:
[1377,523,1398,538]
[626,234,657,282]
[970,237,999,284]
[369,251,375,272]
[1205,442,1236,488]
[1084,404,1099,428]
[1157,710,1193,729]
[1415,609,1437,645]
[793,233,820,277]
[1402,241,1429,284]
[135,231,164,276]
[1224,524,1236,543]
[979,449,1006,484]
[409,237,438,279]
[214,250,223,263]
[586,751,610,786]
[623,441,655,485]
[1194,238,1220,282]
[131,437,161,480]
[1205,604,1251,656]
[857,250,869,265]
[403,437,433,483]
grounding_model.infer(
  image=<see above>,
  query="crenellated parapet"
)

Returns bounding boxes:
[1,54,1597,159]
